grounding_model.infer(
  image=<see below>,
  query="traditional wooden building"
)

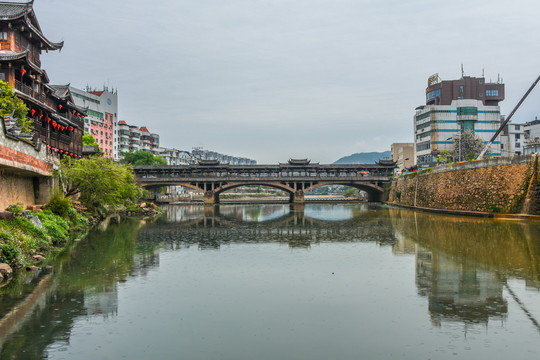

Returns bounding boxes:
[0,1,84,158]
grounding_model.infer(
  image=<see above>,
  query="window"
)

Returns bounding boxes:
[486,89,499,97]
[459,85,464,93]
[457,107,478,116]
[516,143,520,148]
[479,93,483,97]
[515,125,520,130]
[0,32,7,41]
[0,72,5,81]
[426,89,441,101]
[515,134,520,139]
[479,79,484,84]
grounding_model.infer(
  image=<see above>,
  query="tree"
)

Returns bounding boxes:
[451,130,488,162]
[82,133,100,148]
[437,150,453,165]
[0,80,32,132]
[122,150,167,166]
[55,156,142,213]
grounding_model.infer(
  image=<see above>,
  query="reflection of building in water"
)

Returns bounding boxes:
[82,251,160,318]
[84,288,118,317]
[416,246,507,325]
[392,232,416,256]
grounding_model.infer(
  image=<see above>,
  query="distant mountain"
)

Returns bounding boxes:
[333,151,392,164]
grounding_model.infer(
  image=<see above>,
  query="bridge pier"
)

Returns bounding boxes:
[290,190,305,204]
[204,191,219,204]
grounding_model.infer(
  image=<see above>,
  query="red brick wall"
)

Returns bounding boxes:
[0,143,52,175]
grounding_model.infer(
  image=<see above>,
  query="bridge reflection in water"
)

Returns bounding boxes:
[141,204,397,249]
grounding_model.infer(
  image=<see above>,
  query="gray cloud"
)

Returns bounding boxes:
[34,0,540,163]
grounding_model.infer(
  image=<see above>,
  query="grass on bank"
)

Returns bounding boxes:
[0,200,88,268]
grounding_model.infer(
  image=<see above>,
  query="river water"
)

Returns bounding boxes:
[1,203,540,359]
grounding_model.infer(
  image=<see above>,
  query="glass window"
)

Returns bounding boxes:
[457,107,478,116]
[0,32,7,41]
[486,89,499,97]
[515,134,520,139]
[479,93,483,97]
[460,85,464,93]
[515,125,520,130]
[426,89,441,101]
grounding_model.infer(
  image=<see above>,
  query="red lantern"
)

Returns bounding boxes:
[21,69,26,76]
[30,109,36,116]
[76,113,80,117]
[58,104,63,110]
[47,118,51,123]
[70,127,74,131]
[72,110,76,114]
[39,114,43,119]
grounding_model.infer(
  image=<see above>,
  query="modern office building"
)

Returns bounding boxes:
[391,143,414,170]
[69,86,118,159]
[414,73,505,167]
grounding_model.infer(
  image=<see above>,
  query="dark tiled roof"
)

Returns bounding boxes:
[0,1,63,51]
[0,1,33,21]
[0,49,28,61]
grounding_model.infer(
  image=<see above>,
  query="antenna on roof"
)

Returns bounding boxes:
[482,68,484,77]
[461,64,464,78]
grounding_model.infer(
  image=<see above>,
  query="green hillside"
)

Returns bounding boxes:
[333,151,391,164]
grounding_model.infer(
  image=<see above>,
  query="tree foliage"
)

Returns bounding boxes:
[55,156,142,212]
[82,133,100,148]
[450,130,488,162]
[0,80,32,132]
[122,150,167,166]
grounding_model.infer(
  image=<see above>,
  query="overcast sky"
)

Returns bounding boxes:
[31,0,540,163]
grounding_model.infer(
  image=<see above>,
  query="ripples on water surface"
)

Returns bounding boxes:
[1,203,540,359]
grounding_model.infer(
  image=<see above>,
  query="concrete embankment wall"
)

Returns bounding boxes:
[0,120,57,210]
[387,155,540,214]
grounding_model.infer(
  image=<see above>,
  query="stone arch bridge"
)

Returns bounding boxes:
[133,160,395,204]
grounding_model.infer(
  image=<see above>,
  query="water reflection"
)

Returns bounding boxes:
[0,204,540,359]
[390,208,540,330]
[140,204,397,249]
[0,218,157,359]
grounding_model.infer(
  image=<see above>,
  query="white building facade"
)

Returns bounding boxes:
[414,99,502,166]
[500,123,526,157]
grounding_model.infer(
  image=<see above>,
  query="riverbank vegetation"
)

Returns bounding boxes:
[0,156,158,275]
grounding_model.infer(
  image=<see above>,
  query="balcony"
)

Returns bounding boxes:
[14,80,46,104]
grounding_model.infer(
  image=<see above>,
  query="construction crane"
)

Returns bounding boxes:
[476,74,540,160]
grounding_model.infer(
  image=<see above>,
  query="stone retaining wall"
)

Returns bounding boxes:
[0,118,58,210]
[387,155,539,214]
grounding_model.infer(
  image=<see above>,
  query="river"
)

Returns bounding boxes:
[1,203,539,359]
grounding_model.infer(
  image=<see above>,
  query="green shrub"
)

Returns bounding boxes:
[6,203,24,215]
[44,191,73,218]
[37,211,69,243]
[0,243,22,265]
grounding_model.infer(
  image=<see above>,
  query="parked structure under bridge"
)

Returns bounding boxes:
[133,159,396,204]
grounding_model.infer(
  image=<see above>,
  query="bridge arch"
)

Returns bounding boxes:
[215,182,295,196]
[304,182,385,202]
